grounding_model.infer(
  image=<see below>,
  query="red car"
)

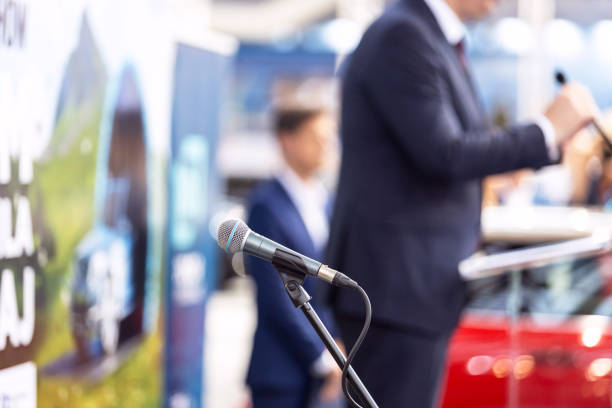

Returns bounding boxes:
[440,208,612,407]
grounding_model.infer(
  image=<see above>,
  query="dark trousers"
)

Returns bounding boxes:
[338,317,451,408]
[251,387,310,408]
[251,376,327,408]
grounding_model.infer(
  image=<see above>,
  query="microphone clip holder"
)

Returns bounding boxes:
[271,248,312,308]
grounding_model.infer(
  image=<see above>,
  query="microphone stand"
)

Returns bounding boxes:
[271,252,379,408]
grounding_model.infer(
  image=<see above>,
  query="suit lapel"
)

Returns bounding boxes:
[437,40,488,129]
[406,0,488,130]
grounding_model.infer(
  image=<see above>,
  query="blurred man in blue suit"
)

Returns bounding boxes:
[326,0,600,406]
[246,107,343,408]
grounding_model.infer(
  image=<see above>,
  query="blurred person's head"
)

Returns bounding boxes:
[275,107,334,180]
[445,0,499,21]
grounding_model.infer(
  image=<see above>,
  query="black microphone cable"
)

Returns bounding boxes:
[216,219,375,406]
[341,284,372,408]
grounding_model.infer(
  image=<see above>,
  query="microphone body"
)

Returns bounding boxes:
[218,219,356,288]
[244,230,322,276]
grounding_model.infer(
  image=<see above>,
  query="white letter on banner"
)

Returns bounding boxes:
[0,198,11,259]
[0,269,20,350]
[20,266,35,346]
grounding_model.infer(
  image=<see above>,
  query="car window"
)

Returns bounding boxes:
[465,255,612,317]
[466,274,512,312]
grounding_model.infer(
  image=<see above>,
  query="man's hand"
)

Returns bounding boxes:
[319,365,343,403]
[545,83,600,147]
[318,339,346,403]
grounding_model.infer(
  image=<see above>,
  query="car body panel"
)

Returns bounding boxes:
[441,207,612,407]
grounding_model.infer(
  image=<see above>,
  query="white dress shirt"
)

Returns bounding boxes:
[424,0,465,45]
[424,0,559,161]
[276,166,330,253]
[276,166,336,377]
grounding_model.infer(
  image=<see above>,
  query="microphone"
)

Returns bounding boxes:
[217,219,357,288]
[554,70,612,151]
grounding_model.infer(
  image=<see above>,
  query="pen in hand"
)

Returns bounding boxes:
[554,70,612,151]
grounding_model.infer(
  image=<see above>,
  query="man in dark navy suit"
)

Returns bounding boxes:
[326,0,600,406]
[246,107,343,408]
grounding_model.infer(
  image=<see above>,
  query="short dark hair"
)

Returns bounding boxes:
[274,107,324,136]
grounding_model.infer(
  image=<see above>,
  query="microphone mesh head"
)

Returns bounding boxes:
[217,219,249,254]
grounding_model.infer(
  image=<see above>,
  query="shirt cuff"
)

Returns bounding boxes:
[536,115,560,162]
[310,350,336,377]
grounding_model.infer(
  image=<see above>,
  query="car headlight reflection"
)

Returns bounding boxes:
[586,358,612,382]
[466,355,493,376]
[513,355,535,380]
[581,326,604,348]
[492,357,512,378]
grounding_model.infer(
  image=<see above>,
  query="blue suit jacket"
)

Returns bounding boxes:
[326,0,553,333]
[246,179,336,391]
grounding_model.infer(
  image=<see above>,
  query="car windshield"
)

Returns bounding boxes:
[466,254,612,317]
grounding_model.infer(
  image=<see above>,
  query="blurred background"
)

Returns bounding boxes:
[3,0,612,407]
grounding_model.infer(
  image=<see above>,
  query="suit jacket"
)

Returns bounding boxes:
[246,179,337,391]
[326,0,552,333]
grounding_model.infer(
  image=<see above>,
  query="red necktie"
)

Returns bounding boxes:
[455,39,469,74]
